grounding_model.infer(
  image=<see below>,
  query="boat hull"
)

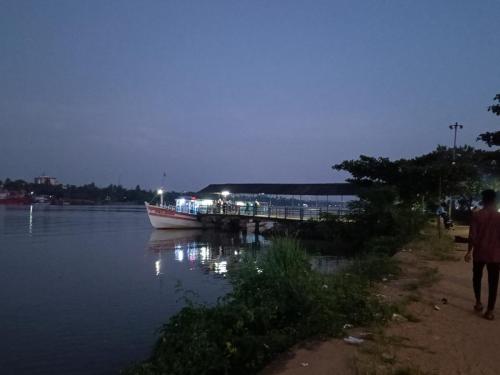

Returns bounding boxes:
[145,203,204,229]
[0,197,32,205]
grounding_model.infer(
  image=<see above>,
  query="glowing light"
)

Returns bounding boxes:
[174,245,184,262]
[200,246,210,261]
[157,189,164,195]
[236,201,245,206]
[221,191,230,197]
[201,199,213,206]
[214,261,228,274]
[187,245,197,261]
[177,198,186,205]
[155,260,161,276]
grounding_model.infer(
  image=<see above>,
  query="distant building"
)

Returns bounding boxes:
[34,175,58,185]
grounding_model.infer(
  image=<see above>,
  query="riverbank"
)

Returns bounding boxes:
[124,238,401,375]
[263,225,500,375]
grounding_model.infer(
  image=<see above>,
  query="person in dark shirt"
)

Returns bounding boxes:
[465,190,500,320]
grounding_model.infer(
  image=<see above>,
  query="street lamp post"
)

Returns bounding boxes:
[448,122,464,219]
[449,122,464,164]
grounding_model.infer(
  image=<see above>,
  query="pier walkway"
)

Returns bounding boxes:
[185,205,349,222]
[193,183,358,222]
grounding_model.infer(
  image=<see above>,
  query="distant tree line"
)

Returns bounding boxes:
[0,178,190,205]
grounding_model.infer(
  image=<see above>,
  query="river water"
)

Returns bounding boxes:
[0,205,344,375]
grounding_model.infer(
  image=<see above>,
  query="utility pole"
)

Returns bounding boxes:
[448,122,464,219]
[449,122,464,164]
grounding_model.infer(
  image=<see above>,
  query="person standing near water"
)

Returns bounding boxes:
[465,189,500,320]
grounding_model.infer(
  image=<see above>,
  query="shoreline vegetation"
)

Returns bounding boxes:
[124,239,400,375]
[125,188,429,375]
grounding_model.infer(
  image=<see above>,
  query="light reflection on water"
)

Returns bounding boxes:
[147,229,267,279]
[29,205,33,234]
[147,228,346,280]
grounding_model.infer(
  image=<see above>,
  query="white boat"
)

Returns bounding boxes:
[145,189,213,229]
[145,202,204,229]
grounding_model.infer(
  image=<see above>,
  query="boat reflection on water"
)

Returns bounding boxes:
[148,230,266,278]
[148,229,204,251]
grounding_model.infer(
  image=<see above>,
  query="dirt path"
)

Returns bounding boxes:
[262,226,500,375]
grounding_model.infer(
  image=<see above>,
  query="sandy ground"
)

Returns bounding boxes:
[262,226,500,375]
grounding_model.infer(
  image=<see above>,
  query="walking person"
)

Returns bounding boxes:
[465,190,500,320]
[436,202,453,229]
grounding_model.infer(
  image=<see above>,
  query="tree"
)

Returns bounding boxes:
[478,94,500,147]
[489,93,500,116]
[333,145,499,209]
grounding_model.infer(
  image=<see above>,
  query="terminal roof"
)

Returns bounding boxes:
[197,183,358,196]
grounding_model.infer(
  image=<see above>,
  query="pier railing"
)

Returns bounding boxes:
[178,205,349,221]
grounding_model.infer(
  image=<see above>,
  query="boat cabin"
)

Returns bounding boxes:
[175,196,214,215]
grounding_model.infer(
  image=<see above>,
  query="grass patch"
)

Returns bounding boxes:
[354,332,434,375]
[124,239,396,375]
[346,254,401,284]
[354,357,431,375]
[408,230,456,261]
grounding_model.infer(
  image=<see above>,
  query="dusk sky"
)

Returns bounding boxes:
[1,0,499,191]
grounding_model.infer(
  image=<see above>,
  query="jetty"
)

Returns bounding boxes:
[192,183,359,232]
[197,183,357,220]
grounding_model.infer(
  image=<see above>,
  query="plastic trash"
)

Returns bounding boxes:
[300,362,309,367]
[434,305,441,311]
[343,323,353,329]
[343,336,364,345]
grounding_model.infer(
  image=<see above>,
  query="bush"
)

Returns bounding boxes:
[125,239,393,375]
[294,187,429,256]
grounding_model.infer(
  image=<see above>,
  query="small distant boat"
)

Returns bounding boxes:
[33,195,51,205]
[0,190,31,205]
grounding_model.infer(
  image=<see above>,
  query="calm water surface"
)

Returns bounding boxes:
[0,205,344,375]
